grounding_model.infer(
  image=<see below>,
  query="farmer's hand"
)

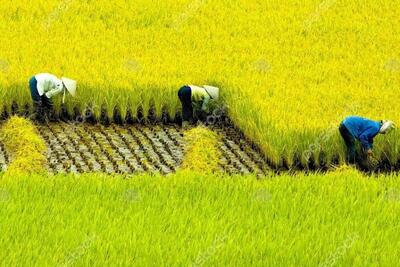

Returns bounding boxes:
[366,149,378,170]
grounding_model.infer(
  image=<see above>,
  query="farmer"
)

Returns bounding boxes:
[339,116,395,163]
[29,73,76,122]
[177,85,219,127]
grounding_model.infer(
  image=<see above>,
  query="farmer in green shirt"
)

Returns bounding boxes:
[178,85,219,127]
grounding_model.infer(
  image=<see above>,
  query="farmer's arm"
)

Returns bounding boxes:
[44,77,64,98]
[359,129,376,153]
[45,87,63,98]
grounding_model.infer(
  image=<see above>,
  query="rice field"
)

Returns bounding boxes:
[1,0,399,166]
[0,1,399,265]
[0,169,400,266]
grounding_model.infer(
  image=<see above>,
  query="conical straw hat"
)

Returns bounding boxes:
[380,120,395,134]
[61,77,77,97]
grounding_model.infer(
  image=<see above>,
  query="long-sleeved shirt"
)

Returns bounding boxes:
[189,85,211,111]
[35,73,64,98]
[342,116,381,150]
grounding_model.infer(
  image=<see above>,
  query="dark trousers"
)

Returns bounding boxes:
[29,77,53,107]
[29,77,41,102]
[339,123,356,163]
[29,77,54,121]
[178,86,193,122]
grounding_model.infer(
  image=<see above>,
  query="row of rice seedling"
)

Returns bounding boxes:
[0,0,399,167]
[34,122,269,174]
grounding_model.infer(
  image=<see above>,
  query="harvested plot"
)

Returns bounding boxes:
[35,123,269,175]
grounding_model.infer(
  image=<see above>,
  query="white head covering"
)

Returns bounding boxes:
[61,77,77,97]
[380,120,395,134]
[203,85,219,100]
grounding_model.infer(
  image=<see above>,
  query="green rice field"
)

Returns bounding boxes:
[0,169,399,266]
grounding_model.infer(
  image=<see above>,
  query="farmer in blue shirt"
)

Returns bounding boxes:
[339,116,395,163]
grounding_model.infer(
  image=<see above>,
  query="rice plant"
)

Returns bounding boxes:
[0,169,400,265]
[0,0,399,166]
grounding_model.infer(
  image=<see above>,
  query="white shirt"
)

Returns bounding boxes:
[35,73,64,98]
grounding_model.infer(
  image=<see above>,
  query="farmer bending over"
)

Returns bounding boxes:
[178,85,219,128]
[29,73,76,122]
[339,116,395,164]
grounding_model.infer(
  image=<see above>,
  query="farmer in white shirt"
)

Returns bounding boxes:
[29,73,76,122]
[178,85,219,127]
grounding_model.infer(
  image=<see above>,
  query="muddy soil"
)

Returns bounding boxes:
[34,123,270,175]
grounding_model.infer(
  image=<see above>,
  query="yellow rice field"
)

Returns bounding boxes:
[0,0,399,166]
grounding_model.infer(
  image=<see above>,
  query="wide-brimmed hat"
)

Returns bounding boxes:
[61,77,77,97]
[380,120,395,134]
[203,85,219,100]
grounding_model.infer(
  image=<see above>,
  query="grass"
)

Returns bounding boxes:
[0,169,399,266]
[0,1,399,166]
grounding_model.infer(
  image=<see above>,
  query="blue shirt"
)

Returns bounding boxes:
[342,116,381,150]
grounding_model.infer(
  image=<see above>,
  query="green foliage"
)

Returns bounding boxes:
[0,116,47,175]
[181,126,221,173]
[0,170,400,265]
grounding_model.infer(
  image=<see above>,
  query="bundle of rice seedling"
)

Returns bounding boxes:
[0,116,47,175]
[181,125,221,173]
